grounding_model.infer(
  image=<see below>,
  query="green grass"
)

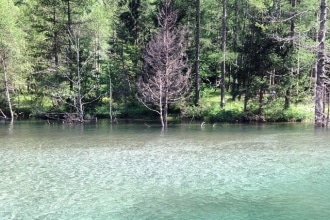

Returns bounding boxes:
[10,91,315,123]
[181,90,314,123]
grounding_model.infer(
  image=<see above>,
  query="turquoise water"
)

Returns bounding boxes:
[1,121,330,219]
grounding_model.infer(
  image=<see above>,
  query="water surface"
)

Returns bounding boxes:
[1,121,330,219]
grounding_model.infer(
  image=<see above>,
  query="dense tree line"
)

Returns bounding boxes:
[0,0,328,126]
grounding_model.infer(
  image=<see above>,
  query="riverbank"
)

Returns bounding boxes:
[3,91,315,124]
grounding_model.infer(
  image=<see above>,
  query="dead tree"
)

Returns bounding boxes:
[137,0,191,128]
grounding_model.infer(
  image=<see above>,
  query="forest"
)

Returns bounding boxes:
[0,0,329,127]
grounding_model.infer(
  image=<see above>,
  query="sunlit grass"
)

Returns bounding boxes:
[197,89,314,122]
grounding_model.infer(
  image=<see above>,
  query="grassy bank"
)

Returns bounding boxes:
[10,90,314,123]
[178,90,314,123]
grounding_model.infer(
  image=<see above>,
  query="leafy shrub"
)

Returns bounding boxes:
[209,109,242,122]
[179,100,212,119]
[263,98,313,122]
[281,107,313,122]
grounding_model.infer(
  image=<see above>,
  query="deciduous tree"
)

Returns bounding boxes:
[0,0,26,121]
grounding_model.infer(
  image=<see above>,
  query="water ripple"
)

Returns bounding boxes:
[1,123,330,219]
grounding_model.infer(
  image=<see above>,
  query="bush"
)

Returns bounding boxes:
[179,100,212,120]
[281,107,313,122]
[263,99,313,122]
[180,93,314,123]
[209,109,242,123]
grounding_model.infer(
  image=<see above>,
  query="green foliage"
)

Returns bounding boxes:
[180,101,212,120]
[180,88,313,123]
[209,109,242,123]
[263,98,313,122]
[248,0,273,11]
[0,0,29,117]
[0,0,321,123]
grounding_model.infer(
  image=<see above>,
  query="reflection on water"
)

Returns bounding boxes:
[1,121,330,219]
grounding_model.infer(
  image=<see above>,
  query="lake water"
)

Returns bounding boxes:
[1,120,330,219]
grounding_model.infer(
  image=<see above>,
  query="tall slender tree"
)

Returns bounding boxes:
[314,0,327,127]
[0,0,26,121]
[194,0,201,105]
[220,0,227,108]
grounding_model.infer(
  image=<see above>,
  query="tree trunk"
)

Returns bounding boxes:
[194,0,201,105]
[315,0,327,127]
[258,89,264,114]
[67,0,73,91]
[76,37,84,122]
[109,70,113,122]
[1,56,14,121]
[220,0,227,108]
[284,0,297,109]
[162,103,168,129]
[284,87,291,109]
[53,5,59,67]
[159,83,165,128]
[120,42,129,117]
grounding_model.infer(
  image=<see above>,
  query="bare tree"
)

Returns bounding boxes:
[47,27,100,123]
[314,0,327,127]
[137,0,191,128]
